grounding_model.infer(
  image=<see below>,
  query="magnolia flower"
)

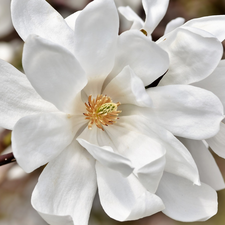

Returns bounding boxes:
[152,2,225,192]
[120,0,225,196]
[0,0,224,224]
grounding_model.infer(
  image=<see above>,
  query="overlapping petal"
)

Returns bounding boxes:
[96,162,164,221]
[108,30,169,86]
[12,112,84,173]
[158,28,223,85]
[183,15,225,42]
[117,115,200,185]
[207,122,225,159]
[0,59,57,130]
[11,0,75,53]
[142,0,169,35]
[164,17,185,34]
[104,120,166,192]
[74,0,119,78]
[146,85,224,139]
[193,60,225,111]
[23,35,87,113]
[103,66,152,107]
[157,172,218,222]
[32,141,97,225]
[118,6,144,30]
[179,137,225,191]
[77,126,134,177]
[65,11,81,31]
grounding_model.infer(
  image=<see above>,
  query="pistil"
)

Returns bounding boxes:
[83,95,121,131]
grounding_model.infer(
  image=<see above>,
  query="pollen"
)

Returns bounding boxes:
[83,95,121,131]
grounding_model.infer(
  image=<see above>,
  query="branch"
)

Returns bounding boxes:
[0,152,16,166]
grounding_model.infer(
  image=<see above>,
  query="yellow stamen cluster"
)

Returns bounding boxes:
[83,95,121,131]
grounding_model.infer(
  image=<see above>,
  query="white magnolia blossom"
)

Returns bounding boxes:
[0,0,224,224]
[120,0,225,206]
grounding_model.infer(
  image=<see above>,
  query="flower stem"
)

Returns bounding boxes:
[0,152,16,166]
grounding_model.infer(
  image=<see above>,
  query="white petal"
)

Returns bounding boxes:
[207,122,225,159]
[32,141,97,225]
[65,11,81,31]
[77,126,134,177]
[142,0,169,34]
[96,162,164,221]
[108,30,169,86]
[23,35,87,113]
[105,119,166,193]
[74,0,119,78]
[11,0,75,53]
[158,27,223,85]
[193,60,225,111]
[117,115,200,185]
[0,59,57,130]
[183,15,225,42]
[118,6,144,30]
[12,112,84,173]
[103,66,152,107]
[136,156,166,194]
[147,85,224,139]
[164,17,185,34]
[157,172,218,222]
[179,137,225,191]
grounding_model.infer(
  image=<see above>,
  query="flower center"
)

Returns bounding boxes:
[83,95,121,131]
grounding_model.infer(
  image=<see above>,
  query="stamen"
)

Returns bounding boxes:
[84,94,121,131]
[140,29,148,36]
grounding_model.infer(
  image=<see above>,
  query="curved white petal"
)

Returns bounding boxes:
[32,141,97,225]
[108,30,169,86]
[23,35,87,113]
[193,60,225,111]
[12,112,84,173]
[0,59,57,130]
[74,0,119,78]
[136,156,166,194]
[103,66,152,107]
[96,162,164,221]
[147,85,224,139]
[179,137,225,191]
[77,126,134,177]
[65,11,81,31]
[183,15,225,42]
[117,115,200,185]
[157,172,218,222]
[158,27,223,85]
[207,122,225,159]
[11,0,75,53]
[105,120,166,193]
[118,6,144,30]
[164,17,185,34]
[142,0,169,35]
